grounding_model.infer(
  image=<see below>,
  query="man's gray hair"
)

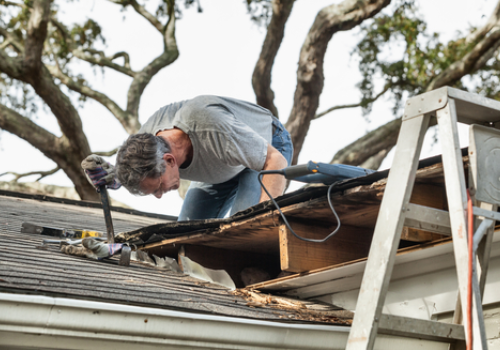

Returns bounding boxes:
[115,133,171,195]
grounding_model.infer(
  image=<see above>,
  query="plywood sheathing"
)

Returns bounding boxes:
[143,160,453,251]
[135,154,467,276]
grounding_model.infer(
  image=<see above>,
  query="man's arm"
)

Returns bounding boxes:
[259,144,288,202]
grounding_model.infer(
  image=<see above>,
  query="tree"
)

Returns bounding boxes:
[253,0,500,169]
[1,0,499,207]
[326,0,500,168]
[0,0,180,200]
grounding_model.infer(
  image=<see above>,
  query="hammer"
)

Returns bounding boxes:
[98,185,131,266]
[98,185,115,244]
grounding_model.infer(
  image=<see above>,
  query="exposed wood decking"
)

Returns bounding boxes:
[120,154,460,280]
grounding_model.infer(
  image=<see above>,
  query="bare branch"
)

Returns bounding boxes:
[0,166,61,182]
[110,51,131,69]
[44,29,138,133]
[46,64,140,133]
[126,0,178,118]
[0,27,24,53]
[108,0,163,32]
[314,85,390,120]
[252,0,294,117]
[285,0,390,165]
[94,147,119,157]
[73,48,136,77]
[49,20,136,77]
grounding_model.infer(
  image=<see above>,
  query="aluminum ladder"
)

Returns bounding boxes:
[346,87,500,350]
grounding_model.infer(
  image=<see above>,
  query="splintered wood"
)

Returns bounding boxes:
[233,289,353,324]
[142,159,453,276]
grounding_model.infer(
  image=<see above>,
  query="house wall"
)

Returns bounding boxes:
[307,232,500,348]
[435,303,500,348]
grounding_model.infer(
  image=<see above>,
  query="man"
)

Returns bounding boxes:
[82,95,293,220]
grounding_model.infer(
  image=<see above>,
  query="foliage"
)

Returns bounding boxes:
[353,0,499,117]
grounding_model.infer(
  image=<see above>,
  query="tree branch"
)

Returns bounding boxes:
[72,49,136,77]
[108,0,163,32]
[24,0,51,73]
[126,0,178,118]
[336,1,500,169]
[0,101,98,200]
[0,166,61,182]
[427,28,500,91]
[94,147,119,157]
[285,0,391,165]
[314,85,390,120]
[49,20,136,77]
[465,0,500,45]
[330,118,401,168]
[46,64,140,134]
[0,1,24,8]
[0,27,24,54]
[252,0,295,118]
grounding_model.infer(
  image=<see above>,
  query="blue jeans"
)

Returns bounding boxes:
[178,117,293,221]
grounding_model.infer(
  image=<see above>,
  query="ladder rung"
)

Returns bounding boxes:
[404,204,452,235]
[377,314,465,342]
[473,206,500,222]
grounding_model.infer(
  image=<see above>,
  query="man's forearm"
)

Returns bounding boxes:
[259,144,288,202]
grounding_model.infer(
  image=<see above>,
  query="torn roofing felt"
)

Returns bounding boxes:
[116,149,466,247]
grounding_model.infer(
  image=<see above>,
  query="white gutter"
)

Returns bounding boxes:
[0,293,448,350]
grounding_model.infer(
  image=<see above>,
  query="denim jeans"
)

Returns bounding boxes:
[178,117,293,221]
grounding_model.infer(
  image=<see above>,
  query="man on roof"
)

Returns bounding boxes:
[81,95,293,221]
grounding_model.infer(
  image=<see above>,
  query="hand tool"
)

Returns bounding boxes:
[281,161,376,184]
[259,162,377,243]
[119,245,131,266]
[98,185,115,243]
[42,237,106,246]
[21,222,103,239]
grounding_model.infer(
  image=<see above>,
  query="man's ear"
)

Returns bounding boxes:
[163,153,177,167]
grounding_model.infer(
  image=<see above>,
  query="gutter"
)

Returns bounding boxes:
[0,293,445,350]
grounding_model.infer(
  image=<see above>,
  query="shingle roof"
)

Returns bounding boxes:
[0,192,351,325]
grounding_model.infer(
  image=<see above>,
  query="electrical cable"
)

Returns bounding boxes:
[258,170,341,243]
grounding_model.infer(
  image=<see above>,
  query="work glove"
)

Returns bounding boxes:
[60,238,124,260]
[81,154,122,190]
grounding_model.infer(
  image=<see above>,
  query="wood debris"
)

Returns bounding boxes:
[233,289,353,324]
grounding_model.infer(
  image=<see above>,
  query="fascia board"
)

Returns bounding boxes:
[0,293,449,350]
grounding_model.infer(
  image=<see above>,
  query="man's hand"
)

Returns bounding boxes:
[259,144,288,202]
[81,155,122,190]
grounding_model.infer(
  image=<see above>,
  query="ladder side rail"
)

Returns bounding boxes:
[475,202,497,298]
[345,114,431,350]
[436,98,487,350]
[472,255,489,349]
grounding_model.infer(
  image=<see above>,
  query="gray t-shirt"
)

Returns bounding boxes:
[139,95,273,184]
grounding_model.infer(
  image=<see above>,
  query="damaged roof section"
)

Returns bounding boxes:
[115,151,465,288]
[0,192,351,325]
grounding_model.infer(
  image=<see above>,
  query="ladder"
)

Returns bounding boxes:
[346,87,500,350]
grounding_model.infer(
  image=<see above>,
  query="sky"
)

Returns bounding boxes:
[0,0,496,216]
